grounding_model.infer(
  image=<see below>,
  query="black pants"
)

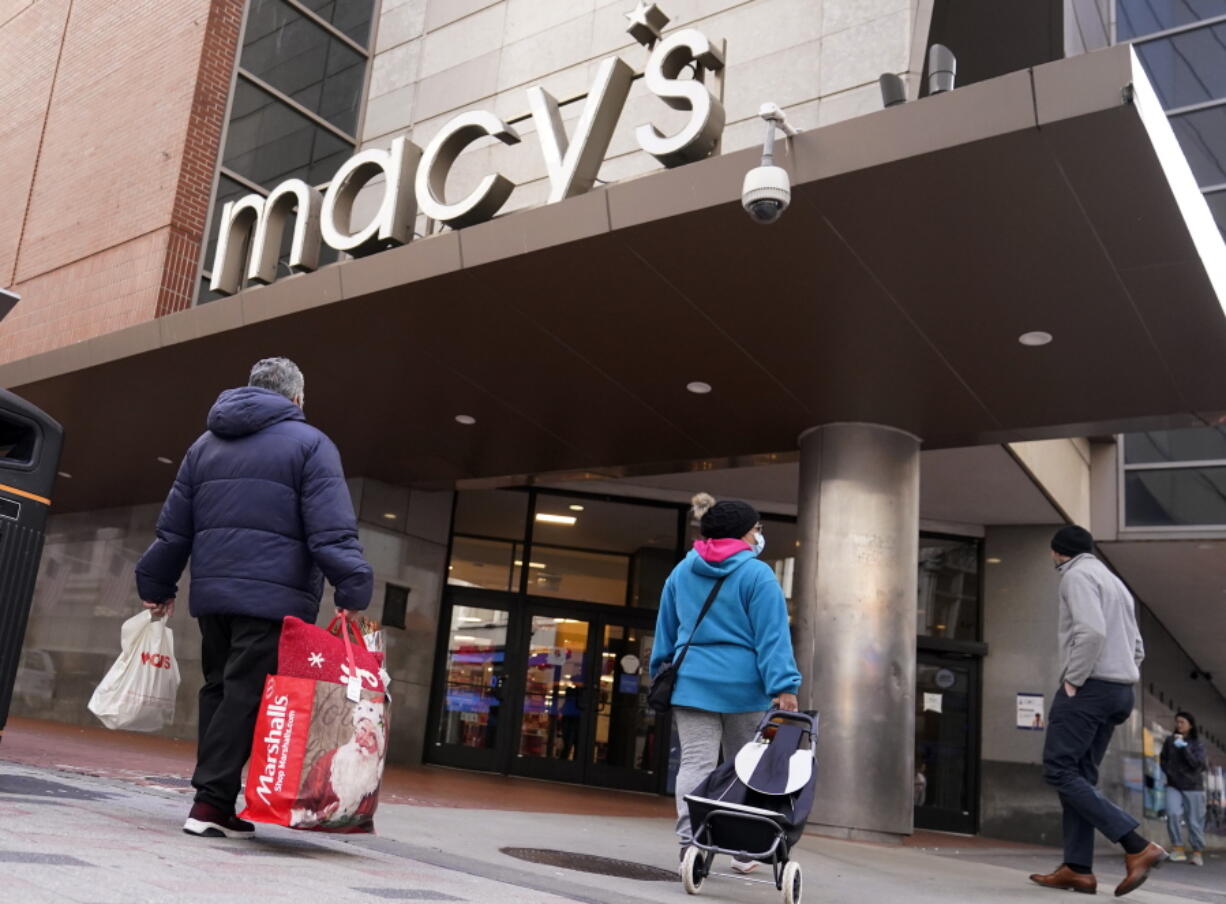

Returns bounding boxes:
[192,614,282,812]
[1042,679,1139,868]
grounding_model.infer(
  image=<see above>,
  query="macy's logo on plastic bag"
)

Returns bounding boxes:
[140,651,173,670]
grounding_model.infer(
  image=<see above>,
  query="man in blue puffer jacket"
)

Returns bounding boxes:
[135,357,372,838]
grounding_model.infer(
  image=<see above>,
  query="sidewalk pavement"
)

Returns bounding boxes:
[2,717,1223,904]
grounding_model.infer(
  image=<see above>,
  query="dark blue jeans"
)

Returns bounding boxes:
[1043,679,1139,868]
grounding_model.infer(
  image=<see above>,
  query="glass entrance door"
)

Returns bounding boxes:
[511,612,592,782]
[914,652,980,833]
[587,619,660,792]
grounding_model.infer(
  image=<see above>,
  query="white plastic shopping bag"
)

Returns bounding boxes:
[87,610,180,731]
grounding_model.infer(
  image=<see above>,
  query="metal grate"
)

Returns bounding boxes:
[499,847,676,881]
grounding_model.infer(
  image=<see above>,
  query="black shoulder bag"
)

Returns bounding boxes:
[647,576,727,713]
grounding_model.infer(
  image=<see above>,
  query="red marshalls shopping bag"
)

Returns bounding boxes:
[240,618,390,833]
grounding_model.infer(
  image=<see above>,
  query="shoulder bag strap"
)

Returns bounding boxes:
[672,576,727,671]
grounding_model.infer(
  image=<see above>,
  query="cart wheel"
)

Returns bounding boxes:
[781,861,802,904]
[681,846,704,895]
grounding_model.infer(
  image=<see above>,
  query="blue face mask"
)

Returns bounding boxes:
[752,531,766,556]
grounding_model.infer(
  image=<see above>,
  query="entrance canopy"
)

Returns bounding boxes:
[3,45,1224,513]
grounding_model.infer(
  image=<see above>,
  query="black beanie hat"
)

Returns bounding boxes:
[1051,525,1094,558]
[692,493,760,540]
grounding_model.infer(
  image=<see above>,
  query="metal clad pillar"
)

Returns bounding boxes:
[794,423,920,840]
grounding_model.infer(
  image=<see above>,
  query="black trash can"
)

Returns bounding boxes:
[0,387,63,742]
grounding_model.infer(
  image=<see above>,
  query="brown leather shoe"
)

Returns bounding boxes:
[1114,843,1167,897]
[1030,865,1098,894]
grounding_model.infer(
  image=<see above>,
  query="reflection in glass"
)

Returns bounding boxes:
[242,0,366,135]
[1116,0,1226,41]
[1125,467,1226,525]
[453,489,528,541]
[593,625,657,774]
[520,616,589,760]
[1124,427,1226,463]
[1135,25,1226,109]
[436,606,509,749]
[914,660,970,814]
[1207,189,1226,235]
[1170,105,1226,187]
[299,0,377,46]
[222,78,352,187]
[447,536,521,591]
[525,545,628,605]
[917,537,980,641]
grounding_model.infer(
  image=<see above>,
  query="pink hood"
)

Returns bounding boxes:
[693,537,752,562]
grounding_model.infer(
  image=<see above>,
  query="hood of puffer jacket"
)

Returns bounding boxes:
[207,386,305,438]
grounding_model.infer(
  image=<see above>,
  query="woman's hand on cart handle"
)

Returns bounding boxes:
[772,692,799,712]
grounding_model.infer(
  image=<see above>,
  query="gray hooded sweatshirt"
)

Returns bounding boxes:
[1057,553,1144,687]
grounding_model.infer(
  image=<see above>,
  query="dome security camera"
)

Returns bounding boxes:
[742,165,790,224]
[742,103,797,225]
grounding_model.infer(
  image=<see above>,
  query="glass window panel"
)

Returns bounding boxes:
[453,489,528,542]
[1207,189,1226,233]
[1125,467,1226,525]
[241,0,365,135]
[299,0,376,46]
[759,516,799,616]
[917,537,980,641]
[1170,105,1226,186]
[529,495,679,607]
[223,78,352,188]
[448,536,521,591]
[520,615,589,760]
[1124,427,1226,463]
[1117,0,1226,41]
[525,545,629,605]
[435,606,509,748]
[592,624,657,772]
[1135,24,1226,108]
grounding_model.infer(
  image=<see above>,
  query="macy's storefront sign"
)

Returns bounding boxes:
[210,2,727,295]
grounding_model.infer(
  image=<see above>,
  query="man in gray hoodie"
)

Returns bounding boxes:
[1029,526,1167,897]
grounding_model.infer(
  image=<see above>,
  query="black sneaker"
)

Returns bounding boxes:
[183,801,255,838]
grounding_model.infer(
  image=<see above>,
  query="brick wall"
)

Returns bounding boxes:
[0,0,243,364]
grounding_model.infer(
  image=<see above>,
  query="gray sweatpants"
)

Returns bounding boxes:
[673,707,763,845]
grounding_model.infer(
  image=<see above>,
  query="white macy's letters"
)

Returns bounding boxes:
[210,14,726,296]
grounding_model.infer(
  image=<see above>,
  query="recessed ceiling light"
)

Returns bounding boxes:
[686,381,712,394]
[986,557,1002,564]
[535,513,576,526]
[56,471,72,479]
[1018,331,1053,347]
[156,456,174,464]
[568,504,584,512]
[383,512,397,520]
[455,414,476,425]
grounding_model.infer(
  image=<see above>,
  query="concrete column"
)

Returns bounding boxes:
[794,423,921,841]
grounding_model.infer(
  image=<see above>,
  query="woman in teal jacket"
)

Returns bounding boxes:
[651,493,802,867]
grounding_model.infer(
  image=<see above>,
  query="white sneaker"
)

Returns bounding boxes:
[1169,848,1188,863]
[730,858,759,874]
[1189,851,1204,867]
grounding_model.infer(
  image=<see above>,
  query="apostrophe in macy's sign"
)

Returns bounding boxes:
[210,2,724,295]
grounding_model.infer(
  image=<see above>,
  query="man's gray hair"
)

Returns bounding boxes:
[249,357,305,402]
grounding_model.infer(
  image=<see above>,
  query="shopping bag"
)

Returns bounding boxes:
[239,679,389,833]
[327,615,390,692]
[278,615,387,693]
[86,610,180,731]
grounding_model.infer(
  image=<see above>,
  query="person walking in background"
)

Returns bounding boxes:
[1161,712,1208,866]
[1030,526,1166,897]
[651,493,801,874]
[136,357,373,838]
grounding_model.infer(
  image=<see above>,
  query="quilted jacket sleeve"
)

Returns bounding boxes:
[300,435,373,611]
[135,448,197,603]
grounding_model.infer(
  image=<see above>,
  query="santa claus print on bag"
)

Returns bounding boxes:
[241,675,390,834]
[291,699,386,829]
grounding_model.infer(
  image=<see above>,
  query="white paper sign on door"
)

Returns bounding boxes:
[923,692,943,714]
